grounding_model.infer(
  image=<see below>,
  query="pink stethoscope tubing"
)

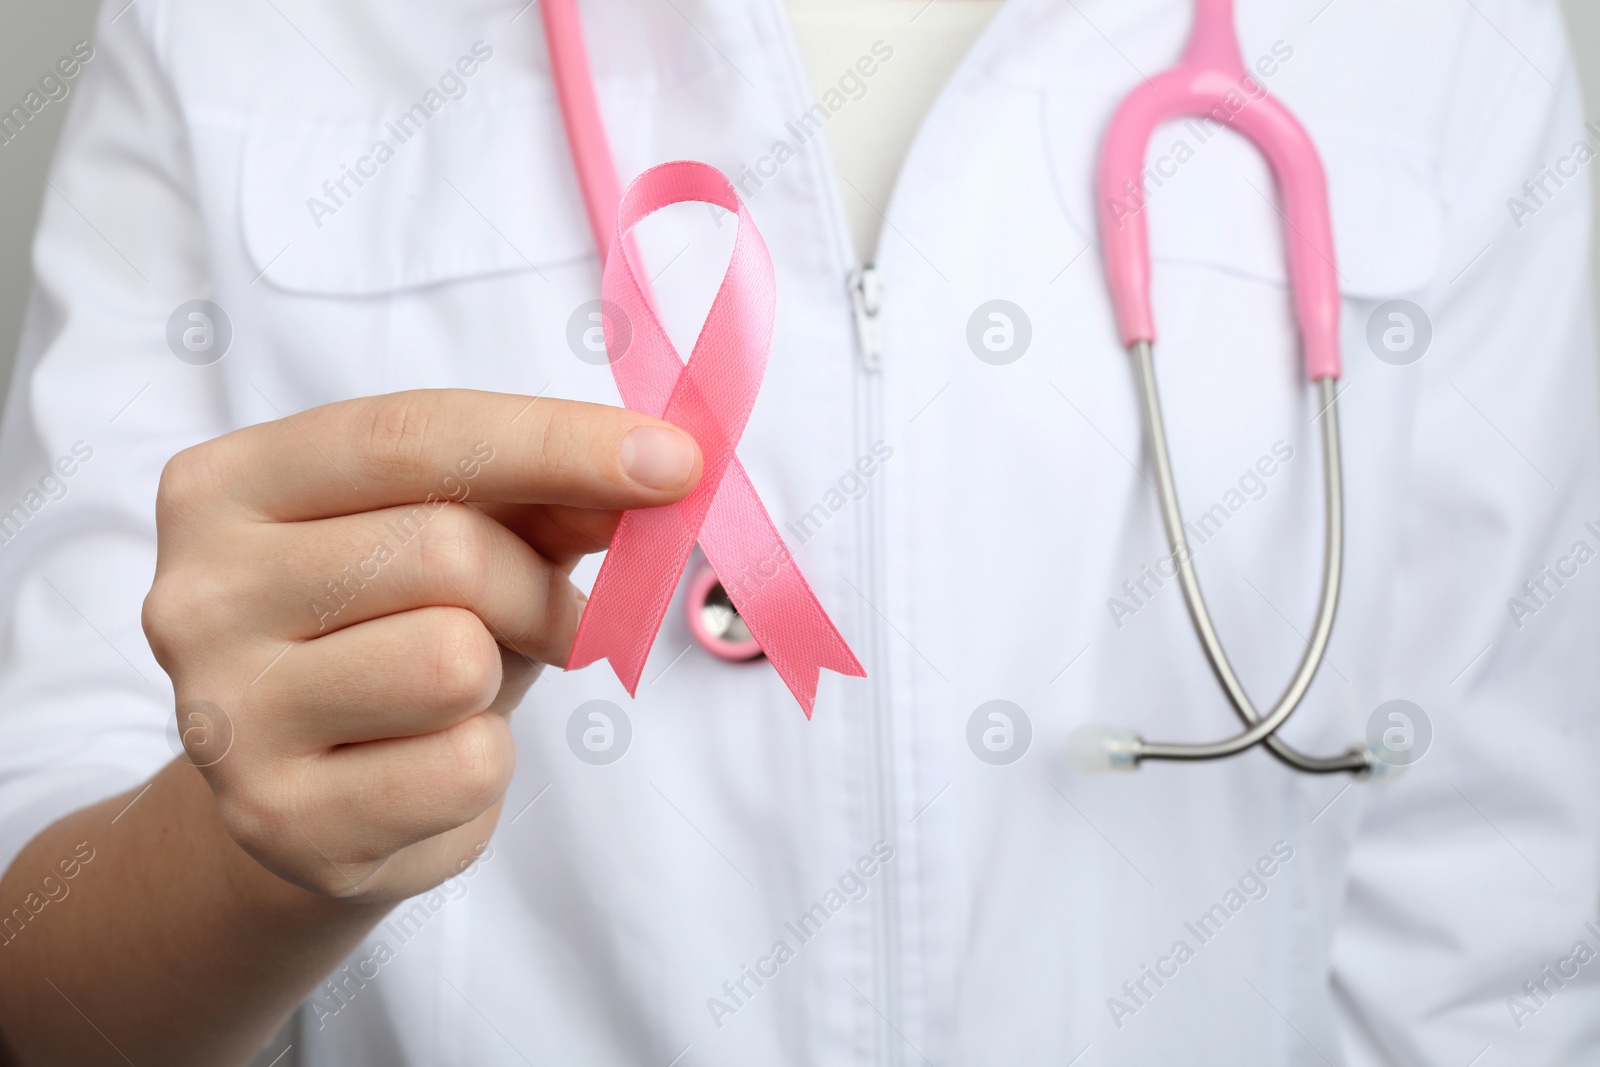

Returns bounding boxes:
[540,0,622,258]
[1095,0,1341,381]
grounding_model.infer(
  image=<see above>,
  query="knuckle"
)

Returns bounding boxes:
[273,846,360,898]
[201,759,379,896]
[363,393,439,477]
[300,868,357,899]
[428,610,499,713]
[530,568,580,661]
[140,579,184,664]
[215,779,366,896]
[154,445,222,525]
[213,782,280,862]
[445,715,513,813]
[414,505,493,597]
[142,568,234,664]
[532,403,586,485]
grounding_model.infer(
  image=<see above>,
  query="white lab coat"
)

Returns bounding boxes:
[2,0,1597,1063]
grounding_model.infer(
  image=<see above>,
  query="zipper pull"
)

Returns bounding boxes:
[847,264,883,372]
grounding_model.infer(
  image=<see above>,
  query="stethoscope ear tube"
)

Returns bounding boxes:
[1067,343,1374,777]
[1093,0,1342,380]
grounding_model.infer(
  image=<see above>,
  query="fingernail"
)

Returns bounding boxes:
[619,426,696,491]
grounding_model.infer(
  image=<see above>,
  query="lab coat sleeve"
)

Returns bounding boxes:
[1330,4,1600,1064]
[0,0,230,876]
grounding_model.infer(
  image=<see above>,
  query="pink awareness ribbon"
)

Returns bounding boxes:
[566,161,865,715]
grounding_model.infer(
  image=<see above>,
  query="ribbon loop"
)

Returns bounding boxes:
[567,161,864,715]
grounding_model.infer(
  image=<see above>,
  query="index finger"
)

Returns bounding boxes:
[195,390,702,522]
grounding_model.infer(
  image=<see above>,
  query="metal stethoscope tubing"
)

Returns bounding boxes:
[1120,341,1373,775]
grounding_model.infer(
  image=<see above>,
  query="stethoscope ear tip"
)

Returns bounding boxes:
[1066,724,1142,774]
[1359,750,1408,783]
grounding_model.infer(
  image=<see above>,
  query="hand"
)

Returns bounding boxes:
[141,390,700,903]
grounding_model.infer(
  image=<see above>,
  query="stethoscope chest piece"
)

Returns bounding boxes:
[686,565,765,662]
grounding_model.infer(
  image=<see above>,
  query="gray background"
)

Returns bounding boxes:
[1,0,100,401]
[0,2,1595,1065]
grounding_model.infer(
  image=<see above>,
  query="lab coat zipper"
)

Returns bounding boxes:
[849,265,884,372]
[850,257,903,1066]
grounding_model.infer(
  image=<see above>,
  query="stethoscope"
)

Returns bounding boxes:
[1070,0,1383,778]
[541,0,1384,777]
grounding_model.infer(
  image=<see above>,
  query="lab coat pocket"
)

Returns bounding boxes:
[1043,87,1445,303]
[239,91,594,296]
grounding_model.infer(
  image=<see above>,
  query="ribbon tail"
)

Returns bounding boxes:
[567,505,699,695]
[699,468,865,718]
[762,623,866,719]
